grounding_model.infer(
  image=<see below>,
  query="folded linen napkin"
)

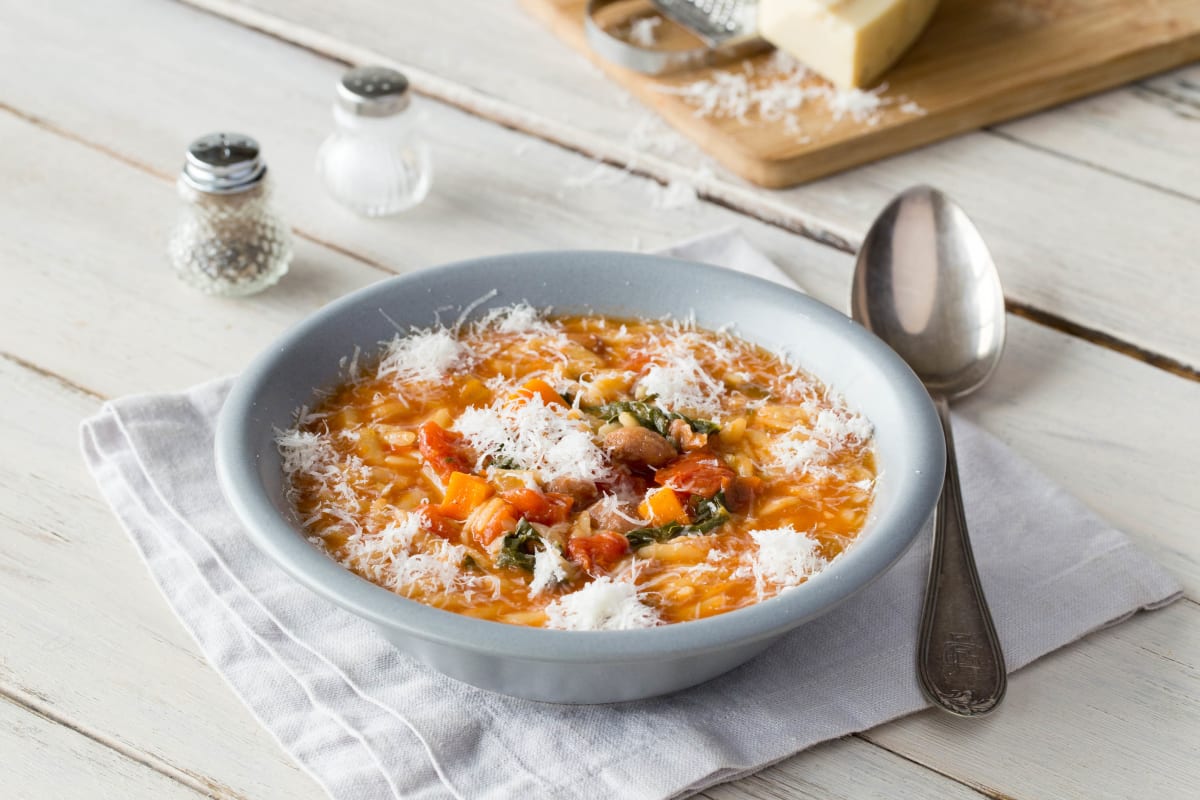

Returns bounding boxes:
[81,229,1181,800]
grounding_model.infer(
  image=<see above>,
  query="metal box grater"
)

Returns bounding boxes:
[651,0,760,47]
[583,0,767,75]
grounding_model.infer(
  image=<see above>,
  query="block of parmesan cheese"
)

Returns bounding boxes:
[758,0,941,89]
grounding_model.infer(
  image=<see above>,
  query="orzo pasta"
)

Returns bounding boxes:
[277,304,876,629]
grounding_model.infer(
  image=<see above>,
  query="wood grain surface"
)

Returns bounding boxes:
[521,0,1200,187]
[1,0,1197,798]
[175,0,1200,377]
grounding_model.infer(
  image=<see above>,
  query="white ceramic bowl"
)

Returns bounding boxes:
[215,251,945,703]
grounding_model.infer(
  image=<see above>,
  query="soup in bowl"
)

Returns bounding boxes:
[216,251,944,703]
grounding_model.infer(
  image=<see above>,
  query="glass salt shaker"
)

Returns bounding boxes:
[168,132,293,296]
[316,66,433,216]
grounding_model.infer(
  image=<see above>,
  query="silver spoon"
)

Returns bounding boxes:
[851,185,1007,716]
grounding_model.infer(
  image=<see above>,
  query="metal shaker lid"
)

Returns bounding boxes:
[181,132,267,194]
[336,66,411,117]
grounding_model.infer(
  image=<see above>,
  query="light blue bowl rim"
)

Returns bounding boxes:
[215,250,946,664]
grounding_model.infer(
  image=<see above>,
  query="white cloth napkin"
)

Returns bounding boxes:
[81,229,1181,800]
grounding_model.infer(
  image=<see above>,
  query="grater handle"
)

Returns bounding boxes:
[650,0,760,47]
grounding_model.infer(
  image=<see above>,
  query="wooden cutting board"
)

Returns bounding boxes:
[521,0,1200,188]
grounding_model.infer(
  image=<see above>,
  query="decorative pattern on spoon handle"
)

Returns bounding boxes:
[917,395,1007,716]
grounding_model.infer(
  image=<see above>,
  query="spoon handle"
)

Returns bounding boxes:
[918,396,1007,716]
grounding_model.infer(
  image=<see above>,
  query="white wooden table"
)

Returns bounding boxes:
[2,1,1197,797]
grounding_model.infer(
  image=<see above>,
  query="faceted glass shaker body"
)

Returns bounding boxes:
[316,104,433,217]
[168,178,293,297]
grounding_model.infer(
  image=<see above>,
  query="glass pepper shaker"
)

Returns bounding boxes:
[316,66,433,216]
[167,132,293,296]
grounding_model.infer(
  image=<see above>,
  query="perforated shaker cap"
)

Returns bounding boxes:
[336,66,411,117]
[181,132,267,194]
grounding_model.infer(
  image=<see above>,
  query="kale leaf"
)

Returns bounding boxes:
[623,491,730,549]
[687,492,732,532]
[591,398,720,438]
[496,518,541,571]
[489,453,522,470]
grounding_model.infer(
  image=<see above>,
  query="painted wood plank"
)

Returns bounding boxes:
[521,0,1200,188]
[3,105,1199,799]
[994,63,1200,200]
[0,2,1196,797]
[0,359,325,800]
[0,321,985,799]
[0,692,204,800]
[699,735,984,800]
[0,135,978,800]
[179,0,1200,198]
[159,0,1200,370]
[2,76,1197,599]
[5,346,1199,800]
[866,599,1200,800]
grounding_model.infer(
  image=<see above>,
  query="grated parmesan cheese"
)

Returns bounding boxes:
[811,404,874,443]
[558,113,694,209]
[627,15,661,47]
[658,51,813,123]
[750,526,828,594]
[476,302,558,336]
[636,352,726,417]
[452,394,613,484]
[377,327,468,385]
[649,177,699,210]
[821,84,887,124]
[276,428,335,480]
[770,435,826,474]
[770,398,873,474]
[388,538,470,595]
[593,492,650,525]
[379,514,423,551]
[657,51,924,137]
[544,577,661,630]
[333,510,490,599]
[335,515,421,582]
[276,428,365,525]
[529,545,570,596]
[280,306,878,627]
[275,428,486,599]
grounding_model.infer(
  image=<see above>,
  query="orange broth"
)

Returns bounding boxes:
[278,307,876,629]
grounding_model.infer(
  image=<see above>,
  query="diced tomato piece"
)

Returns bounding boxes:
[654,449,735,496]
[480,510,518,546]
[500,489,575,526]
[469,498,519,547]
[668,418,709,452]
[539,492,575,525]
[418,420,471,479]
[421,506,459,540]
[622,353,652,372]
[499,488,549,519]
[566,531,630,574]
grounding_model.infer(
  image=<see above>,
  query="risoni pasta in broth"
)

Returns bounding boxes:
[277,304,876,629]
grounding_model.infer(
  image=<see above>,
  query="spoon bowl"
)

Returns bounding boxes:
[851,186,1006,399]
[851,185,1008,717]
